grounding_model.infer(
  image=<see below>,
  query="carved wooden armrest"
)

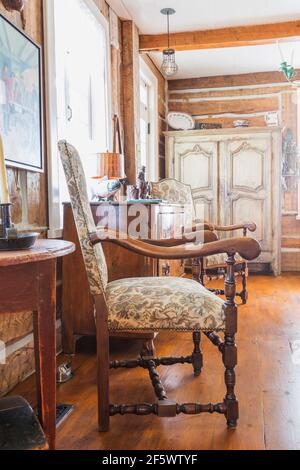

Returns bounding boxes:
[210,222,257,234]
[143,230,218,247]
[90,229,218,248]
[92,233,261,262]
[192,222,214,231]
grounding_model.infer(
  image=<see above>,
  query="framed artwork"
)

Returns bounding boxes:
[0,13,43,172]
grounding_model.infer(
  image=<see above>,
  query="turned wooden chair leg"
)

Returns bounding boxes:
[94,296,110,432]
[223,333,238,428]
[223,254,239,428]
[192,257,201,283]
[192,331,203,376]
[200,257,205,285]
[241,264,248,305]
[140,339,156,359]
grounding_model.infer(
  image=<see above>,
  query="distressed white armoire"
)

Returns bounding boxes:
[165,127,282,274]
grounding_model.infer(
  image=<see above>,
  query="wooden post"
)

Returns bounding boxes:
[121,20,140,184]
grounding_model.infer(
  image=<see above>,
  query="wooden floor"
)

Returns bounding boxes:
[9,274,300,450]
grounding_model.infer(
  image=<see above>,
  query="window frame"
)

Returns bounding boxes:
[43,0,112,238]
[139,57,159,183]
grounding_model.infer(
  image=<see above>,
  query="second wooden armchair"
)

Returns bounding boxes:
[58,141,261,432]
[151,178,257,304]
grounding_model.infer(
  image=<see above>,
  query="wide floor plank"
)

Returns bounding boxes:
[8,274,300,450]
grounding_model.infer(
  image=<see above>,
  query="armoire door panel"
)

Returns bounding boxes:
[194,196,213,222]
[231,142,265,192]
[223,136,272,252]
[231,196,265,244]
[173,141,219,223]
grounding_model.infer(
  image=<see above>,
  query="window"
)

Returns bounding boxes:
[44,0,111,237]
[139,76,150,170]
[139,58,158,182]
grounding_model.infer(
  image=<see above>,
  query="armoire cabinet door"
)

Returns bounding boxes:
[173,141,219,223]
[221,136,272,255]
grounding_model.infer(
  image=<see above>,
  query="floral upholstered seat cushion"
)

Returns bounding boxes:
[205,253,244,268]
[106,277,226,332]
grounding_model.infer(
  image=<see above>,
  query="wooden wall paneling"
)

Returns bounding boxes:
[169,85,293,101]
[27,172,46,227]
[167,74,292,128]
[22,0,42,42]
[0,327,62,398]
[6,168,22,224]
[168,71,300,91]
[140,20,300,52]
[168,97,279,116]
[0,311,33,344]
[93,0,109,19]
[121,20,140,183]
[0,341,35,397]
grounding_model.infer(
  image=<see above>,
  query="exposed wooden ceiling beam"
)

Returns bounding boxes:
[139,20,300,52]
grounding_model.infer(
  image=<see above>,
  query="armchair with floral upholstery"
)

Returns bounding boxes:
[58,140,260,432]
[150,178,257,304]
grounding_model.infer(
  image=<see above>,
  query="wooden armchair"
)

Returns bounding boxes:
[58,141,261,432]
[150,178,257,304]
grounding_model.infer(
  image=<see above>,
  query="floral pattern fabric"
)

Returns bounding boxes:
[150,179,195,221]
[106,277,226,332]
[58,140,108,295]
[151,179,194,207]
[205,253,244,268]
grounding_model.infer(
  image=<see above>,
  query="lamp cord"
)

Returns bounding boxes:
[167,12,170,49]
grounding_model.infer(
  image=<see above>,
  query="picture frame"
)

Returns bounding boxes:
[0,13,43,172]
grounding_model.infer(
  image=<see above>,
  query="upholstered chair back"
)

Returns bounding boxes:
[58,140,108,296]
[150,178,195,220]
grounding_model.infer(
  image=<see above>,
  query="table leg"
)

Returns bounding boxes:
[33,259,57,450]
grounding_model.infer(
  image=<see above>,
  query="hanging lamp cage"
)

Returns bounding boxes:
[160,8,178,78]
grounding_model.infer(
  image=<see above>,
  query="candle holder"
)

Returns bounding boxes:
[0,203,15,239]
[0,203,39,251]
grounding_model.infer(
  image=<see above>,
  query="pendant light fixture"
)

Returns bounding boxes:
[160,8,178,78]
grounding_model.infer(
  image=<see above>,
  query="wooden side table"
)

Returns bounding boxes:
[0,240,75,450]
